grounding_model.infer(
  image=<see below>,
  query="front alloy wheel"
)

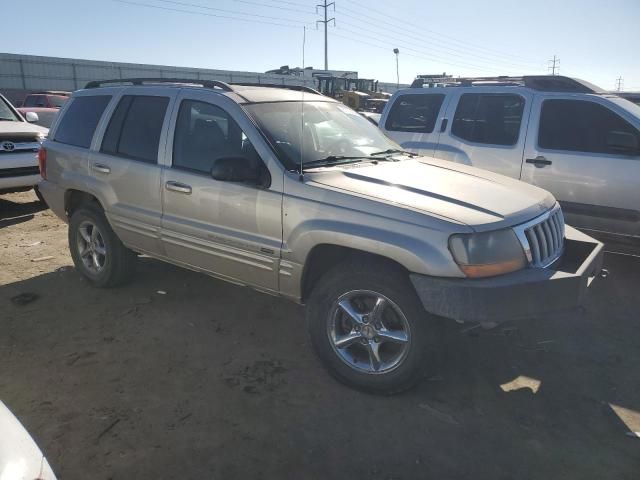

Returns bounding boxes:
[307,260,437,394]
[328,290,411,374]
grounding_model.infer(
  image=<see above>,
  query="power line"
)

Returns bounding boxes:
[316,0,335,70]
[548,55,560,75]
[153,0,314,22]
[112,0,311,28]
[340,0,542,67]
[616,76,624,92]
[330,30,496,74]
[335,18,530,73]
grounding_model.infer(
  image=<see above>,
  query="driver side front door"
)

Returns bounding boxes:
[160,92,283,291]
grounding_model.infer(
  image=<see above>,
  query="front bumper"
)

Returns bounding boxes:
[410,226,604,323]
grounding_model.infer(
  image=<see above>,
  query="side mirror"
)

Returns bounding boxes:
[606,130,639,154]
[210,156,259,183]
[25,111,39,123]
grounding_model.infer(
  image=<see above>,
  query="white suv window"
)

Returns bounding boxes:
[385,94,445,133]
[451,93,525,146]
[539,99,640,155]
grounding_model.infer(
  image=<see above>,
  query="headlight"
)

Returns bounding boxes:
[449,229,526,278]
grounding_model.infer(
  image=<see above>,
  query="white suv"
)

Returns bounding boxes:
[380,76,640,247]
[0,93,48,199]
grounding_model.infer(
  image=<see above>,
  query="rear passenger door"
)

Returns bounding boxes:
[160,90,282,291]
[381,92,448,157]
[522,96,640,238]
[435,90,532,178]
[89,87,176,255]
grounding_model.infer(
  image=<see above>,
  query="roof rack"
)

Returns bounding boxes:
[84,78,234,91]
[410,75,605,94]
[232,82,322,95]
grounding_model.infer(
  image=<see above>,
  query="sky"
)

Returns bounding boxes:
[4,0,640,91]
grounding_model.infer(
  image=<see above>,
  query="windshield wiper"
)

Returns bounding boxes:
[369,148,418,158]
[0,118,17,121]
[303,155,370,169]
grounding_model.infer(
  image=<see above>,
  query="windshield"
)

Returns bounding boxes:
[245,101,402,170]
[0,96,20,122]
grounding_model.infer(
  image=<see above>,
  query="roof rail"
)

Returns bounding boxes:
[410,75,604,94]
[232,82,321,95]
[84,78,234,92]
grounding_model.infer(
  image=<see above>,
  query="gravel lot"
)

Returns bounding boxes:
[1,190,639,480]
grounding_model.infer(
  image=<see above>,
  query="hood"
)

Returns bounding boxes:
[306,157,556,230]
[0,120,48,136]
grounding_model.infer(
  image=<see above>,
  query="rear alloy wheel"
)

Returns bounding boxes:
[307,260,438,394]
[69,206,136,287]
[76,220,108,275]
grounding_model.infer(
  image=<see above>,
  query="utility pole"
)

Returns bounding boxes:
[316,0,335,70]
[548,55,560,76]
[393,48,400,89]
[616,76,624,92]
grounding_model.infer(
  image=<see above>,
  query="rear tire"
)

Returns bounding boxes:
[68,205,136,287]
[307,259,439,394]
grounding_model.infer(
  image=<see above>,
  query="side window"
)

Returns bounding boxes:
[172,100,260,175]
[385,94,445,133]
[539,99,640,155]
[101,95,169,163]
[54,95,112,148]
[451,93,525,146]
[23,96,38,107]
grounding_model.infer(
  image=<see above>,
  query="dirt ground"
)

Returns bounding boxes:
[1,190,639,480]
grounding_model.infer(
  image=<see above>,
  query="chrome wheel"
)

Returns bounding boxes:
[77,220,107,274]
[327,290,411,374]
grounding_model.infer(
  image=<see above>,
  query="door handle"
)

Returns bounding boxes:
[165,181,192,194]
[525,156,552,168]
[92,163,111,174]
[440,118,448,132]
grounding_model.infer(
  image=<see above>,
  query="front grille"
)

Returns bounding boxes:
[515,207,565,268]
[0,134,41,143]
[0,166,40,178]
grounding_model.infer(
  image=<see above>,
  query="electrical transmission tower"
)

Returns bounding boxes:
[616,76,624,91]
[317,0,335,70]
[548,55,560,75]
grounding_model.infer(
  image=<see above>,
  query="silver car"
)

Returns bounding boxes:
[39,79,603,393]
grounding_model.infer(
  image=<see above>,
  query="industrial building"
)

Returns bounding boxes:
[0,53,405,105]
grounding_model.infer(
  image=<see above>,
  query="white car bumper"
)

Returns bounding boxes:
[0,150,40,192]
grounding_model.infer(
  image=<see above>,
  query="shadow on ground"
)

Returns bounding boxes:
[1,254,639,479]
[0,195,47,227]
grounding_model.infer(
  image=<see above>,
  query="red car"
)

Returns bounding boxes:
[17,91,70,128]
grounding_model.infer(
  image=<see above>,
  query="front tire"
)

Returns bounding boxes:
[68,205,136,287]
[307,260,438,394]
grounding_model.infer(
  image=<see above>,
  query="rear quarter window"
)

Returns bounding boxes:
[54,95,112,148]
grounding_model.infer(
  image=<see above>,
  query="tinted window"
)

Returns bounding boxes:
[23,96,39,107]
[173,100,261,174]
[55,95,111,148]
[101,95,169,163]
[539,99,640,155]
[385,94,445,133]
[452,93,525,146]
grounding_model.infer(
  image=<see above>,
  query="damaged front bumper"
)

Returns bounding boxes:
[410,226,604,323]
